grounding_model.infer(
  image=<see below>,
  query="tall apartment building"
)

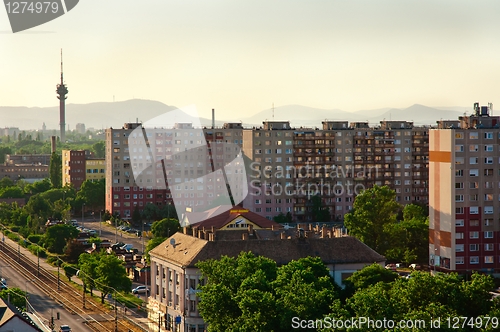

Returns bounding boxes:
[430,103,500,273]
[243,120,429,222]
[62,150,105,190]
[105,122,244,219]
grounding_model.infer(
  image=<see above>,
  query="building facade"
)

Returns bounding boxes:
[62,150,104,190]
[430,103,500,273]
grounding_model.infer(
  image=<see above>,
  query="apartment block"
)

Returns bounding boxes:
[62,150,104,190]
[430,103,500,273]
[105,122,244,219]
[243,120,429,222]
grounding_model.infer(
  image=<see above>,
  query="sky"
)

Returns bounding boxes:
[2,0,500,121]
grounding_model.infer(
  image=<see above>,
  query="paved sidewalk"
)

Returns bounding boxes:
[0,231,154,330]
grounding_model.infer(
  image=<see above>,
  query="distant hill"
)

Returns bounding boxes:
[242,104,467,127]
[0,99,472,130]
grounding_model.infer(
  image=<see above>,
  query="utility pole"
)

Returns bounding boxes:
[114,291,118,332]
[83,284,86,309]
[57,256,60,291]
[37,247,39,277]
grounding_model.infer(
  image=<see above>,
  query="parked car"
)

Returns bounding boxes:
[120,244,133,251]
[132,286,150,294]
[59,325,71,332]
[0,278,7,290]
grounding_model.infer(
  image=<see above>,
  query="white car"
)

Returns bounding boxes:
[132,286,149,294]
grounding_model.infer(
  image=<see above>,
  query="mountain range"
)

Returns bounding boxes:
[0,99,478,130]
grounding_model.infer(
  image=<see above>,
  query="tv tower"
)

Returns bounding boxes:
[56,49,68,143]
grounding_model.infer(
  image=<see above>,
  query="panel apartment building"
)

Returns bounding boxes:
[62,150,105,190]
[243,120,429,222]
[430,103,500,273]
[105,123,245,219]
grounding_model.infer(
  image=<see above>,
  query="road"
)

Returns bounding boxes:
[0,255,94,332]
[83,218,150,254]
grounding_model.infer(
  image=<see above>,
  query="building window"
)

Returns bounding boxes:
[469,169,478,176]
[455,244,464,252]
[485,243,494,251]
[469,231,479,239]
[469,157,478,164]
[455,207,464,214]
[469,220,479,227]
[485,256,494,264]
[470,244,479,251]
[455,195,464,202]
[455,219,464,227]
[485,231,494,238]
[470,206,479,214]
[455,232,464,239]
[456,256,464,264]
[470,256,479,264]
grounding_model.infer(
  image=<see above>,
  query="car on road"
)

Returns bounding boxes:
[59,325,71,332]
[0,278,7,290]
[132,286,150,294]
[88,229,97,235]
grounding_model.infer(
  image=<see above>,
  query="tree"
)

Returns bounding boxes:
[49,152,62,188]
[145,237,166,263]
[197,252,339,332]
[92,141,105,158]
[273,212,292,224]
[24,178,52,195]
[95,254,132,303]
[142,203,159,223]
[0,177,14,189]
[0,288,27,309]
[64,239,86,264]
[78,253,100,296]
[0,186,24,198]
[75,179,104,211]
[63,263,78,281]
[151,218,181,238]
[132,205,142,226]
[342,263,398,299]
[310,195,330,222]
[44,224,79,254]
[344,185,401,253]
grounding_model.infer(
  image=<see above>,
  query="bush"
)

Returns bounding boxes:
[6,232,20,242]
[10,226,20,233]
[46,256,58,265]
[28,244,47,258]
[27,234,43,244]
[19,227,30,238]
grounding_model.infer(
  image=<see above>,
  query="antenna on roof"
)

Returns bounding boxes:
[170,238,176,246]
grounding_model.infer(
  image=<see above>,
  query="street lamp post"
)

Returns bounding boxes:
[434,248,437,275]
[99,210,102,236]
[82,203,85,229]
[25,279,35,313]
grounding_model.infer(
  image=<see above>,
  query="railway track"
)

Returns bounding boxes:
[0,238,145,332]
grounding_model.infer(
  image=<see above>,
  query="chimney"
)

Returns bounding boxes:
[308,224,313,231]
[211,226,215,233]
[332,227,336,238]
[212,108,215,129]
[183,227,188,235]
[326,230,332,238]
[50,136,56,153]
[321,225,327,239]
[280,232,286,240]
[242,233,248,240]
[271,225,276,231]
[208,233,215,241]
[248,224,253,233]
[198,230,204,240]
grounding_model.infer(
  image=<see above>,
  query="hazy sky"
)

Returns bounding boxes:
[2,0,500,120]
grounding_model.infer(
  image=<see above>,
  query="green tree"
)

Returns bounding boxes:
[344,185,401,253]
[0,177,15,189]
[49,152,62,188]
[145,237,166,263]
[0,288,27,309]
[310,195,330,222]
[95,254,132,303]
[92,141,105,158]
[78,253,100,296]
[0,186,24,198]
[197,252,338,332]
[132,205,142,226]
[44,224,79,254]
[24,178,52,195]
[151,218,181,238]
[342,263,398,299]
[63,263,78,282]
[273,212,292,224]
[76,179,105,211]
